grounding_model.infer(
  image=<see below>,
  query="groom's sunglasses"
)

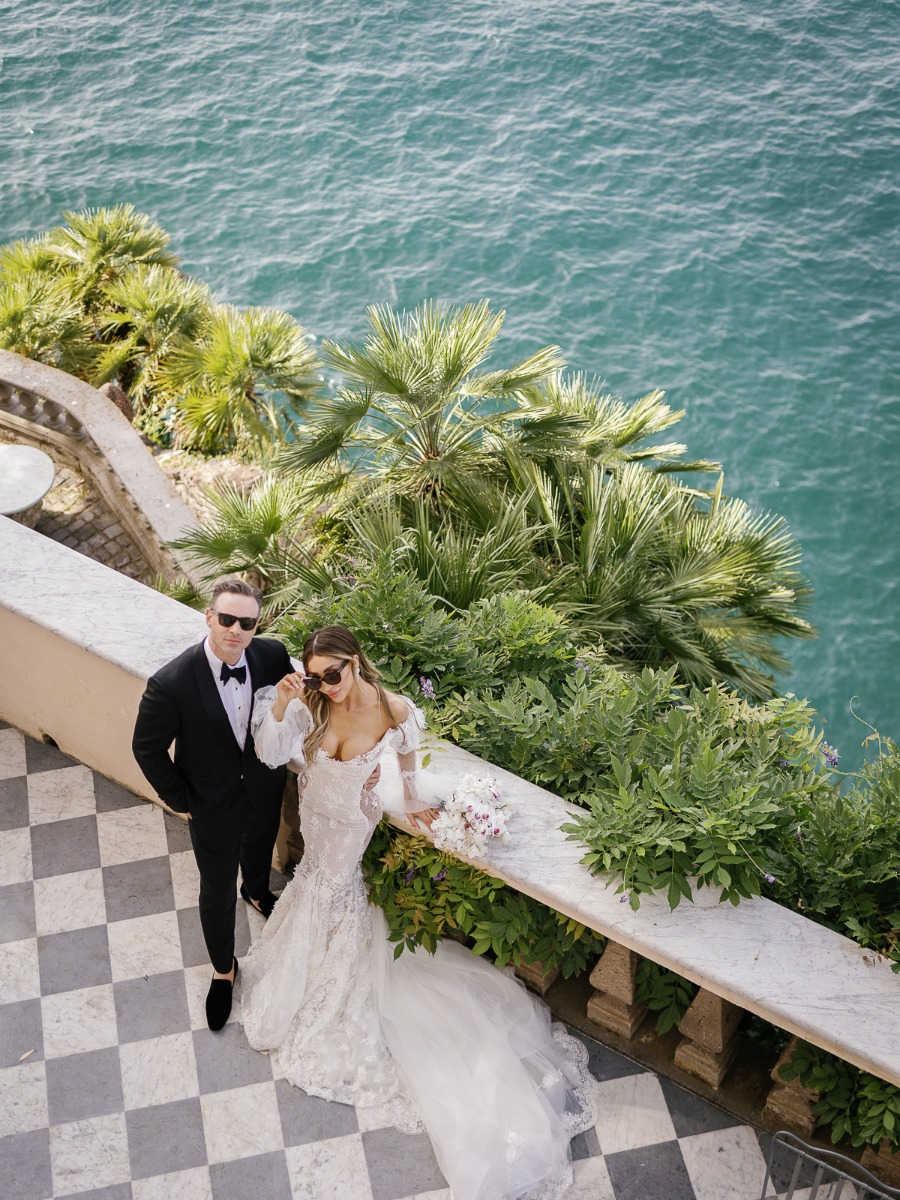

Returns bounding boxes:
[212,610,259,632]
[302,661,349,691]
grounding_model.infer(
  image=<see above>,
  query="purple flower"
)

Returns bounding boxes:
[823,743,839,769]
[403,867,416,884]
[764,873,776,884]
[619,894,630,904]
[419,676,436,699]
[575,660,591,676]
[778,759,791,768]
[432,869,447,883]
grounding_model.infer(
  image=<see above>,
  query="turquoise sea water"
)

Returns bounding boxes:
[2,0,898,770]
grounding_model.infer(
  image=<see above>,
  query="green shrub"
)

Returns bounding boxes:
[437,666,835,910]
[278,553,586,701]
[634,961,698,1035]
[433,664,674,798]
[361,822,604,976]
[278,553,482,699]
[565,684,835,909]
[779,1040,900,1152]
[460,594,578,686]
[772,734,900,970]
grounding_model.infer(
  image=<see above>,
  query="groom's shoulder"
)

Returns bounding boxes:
[151,641,201,688]
[251,636,292,666]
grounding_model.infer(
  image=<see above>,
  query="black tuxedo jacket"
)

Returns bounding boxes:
[132,636,293,818]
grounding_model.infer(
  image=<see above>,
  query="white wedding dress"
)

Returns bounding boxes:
[241,690,601,1200]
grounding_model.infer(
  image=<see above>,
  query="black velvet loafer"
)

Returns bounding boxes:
[240,883,277,919]
[206,958,238,1031]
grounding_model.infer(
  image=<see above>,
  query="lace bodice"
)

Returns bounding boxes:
[251,687,428,881]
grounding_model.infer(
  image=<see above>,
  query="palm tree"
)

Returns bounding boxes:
[0,234,61,279]
[279,305,721,512]
[0,272,95,374]
[533,464,815,699]
[170,475,332,617]
[0,208,185,388]
[44,204,179,311]
[159,304,322,456]
[92,264,213,404]
[277,299,566,504]
[344,491,549,612]
[507,372,719,477]
[271,298,812,696]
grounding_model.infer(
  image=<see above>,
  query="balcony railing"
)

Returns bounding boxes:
[0,348,199,583]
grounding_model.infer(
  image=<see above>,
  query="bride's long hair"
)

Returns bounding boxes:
[301,626,396,760]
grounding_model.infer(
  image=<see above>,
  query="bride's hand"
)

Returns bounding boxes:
[272,672,305,721]
[406,807,439,832]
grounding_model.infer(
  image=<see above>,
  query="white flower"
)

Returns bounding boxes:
[431,774,512,859]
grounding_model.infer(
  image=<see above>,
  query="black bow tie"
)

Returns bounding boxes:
[220,663,247,685]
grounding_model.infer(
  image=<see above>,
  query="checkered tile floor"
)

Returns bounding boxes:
[1,719,805,1200]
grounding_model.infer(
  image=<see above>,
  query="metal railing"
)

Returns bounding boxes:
[761,1131,900,1200]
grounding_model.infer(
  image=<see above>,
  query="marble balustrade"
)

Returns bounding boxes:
[1,513,898,1105]
[0,347,200,583]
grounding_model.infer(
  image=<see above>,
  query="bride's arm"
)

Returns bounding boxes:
[252,673,313,767]
[398,749,439,831]
[382,696,438,829]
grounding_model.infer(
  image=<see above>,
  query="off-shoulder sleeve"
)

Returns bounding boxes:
[381,699,431,816]
[392,699,426,755]
[251,685,314,767]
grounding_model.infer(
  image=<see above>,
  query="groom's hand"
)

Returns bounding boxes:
[273,672,305,721]
[362,764,381,792]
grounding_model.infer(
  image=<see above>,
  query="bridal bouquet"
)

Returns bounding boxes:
[430,774,512,859]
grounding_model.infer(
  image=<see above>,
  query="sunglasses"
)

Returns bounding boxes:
[212,610,259,632]
[302,660,349,691]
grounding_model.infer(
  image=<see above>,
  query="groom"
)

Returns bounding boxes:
[132,579,293,1030]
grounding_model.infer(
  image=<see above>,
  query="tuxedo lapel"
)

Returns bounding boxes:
[191,641,237,749]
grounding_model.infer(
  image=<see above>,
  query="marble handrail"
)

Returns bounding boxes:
[375,743,900,1090]
[1,514,897,1090]
[0,348,200,582]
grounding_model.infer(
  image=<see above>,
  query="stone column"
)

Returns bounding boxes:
[761,1038,819,1137]
[861,1141,900,1188]
[586,941,647,1039]
[674,988,743,1087]
[514,961,561,995]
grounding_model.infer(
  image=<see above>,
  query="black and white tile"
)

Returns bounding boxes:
[0,722,785,1200]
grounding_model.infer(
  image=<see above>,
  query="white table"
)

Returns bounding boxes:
[0,441,56,525]
[0,443,56,524]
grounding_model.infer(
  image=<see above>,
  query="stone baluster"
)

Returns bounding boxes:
[44,399,70,433]
[586,940,647,1038]
[19,390,45,421]
[62,409,87,439]
[762,1038,819,1136]
[673,988,743,1087]
[514,960,561,996]
[861,1141,900,1188]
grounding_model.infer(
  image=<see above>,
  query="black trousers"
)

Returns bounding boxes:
[188,788,282,973]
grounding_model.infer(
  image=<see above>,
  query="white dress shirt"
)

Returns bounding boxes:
[204,637,252,747]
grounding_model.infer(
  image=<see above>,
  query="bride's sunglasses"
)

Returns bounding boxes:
[302,660,350,692]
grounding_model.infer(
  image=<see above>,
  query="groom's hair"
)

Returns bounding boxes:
[210,578,263,611]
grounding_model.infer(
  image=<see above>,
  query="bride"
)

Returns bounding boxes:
[241,625,600,1200]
